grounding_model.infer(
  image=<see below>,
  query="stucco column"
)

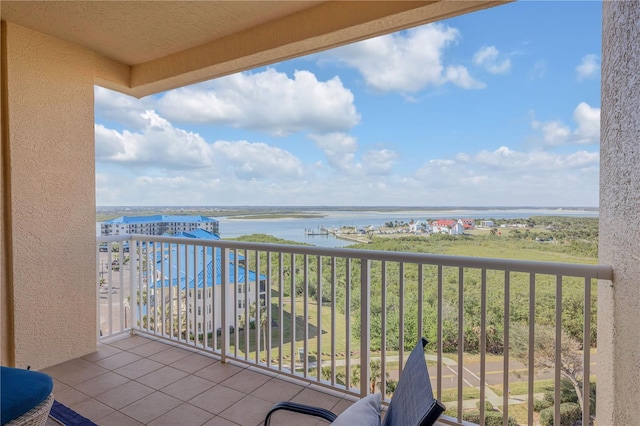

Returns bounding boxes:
[599,1,640,424]
[2,22,97,369]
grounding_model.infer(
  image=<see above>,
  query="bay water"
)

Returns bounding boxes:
[97,208,597,248]
[215,208,598,248]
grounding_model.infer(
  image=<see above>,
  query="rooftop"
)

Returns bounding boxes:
[104,215,218,225]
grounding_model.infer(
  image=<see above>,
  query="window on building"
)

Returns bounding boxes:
[197,306,201,315]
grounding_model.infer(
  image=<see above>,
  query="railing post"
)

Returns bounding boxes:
[96,241,101,339]
[360,258,370,397]
[582,278,591,426]
[221,247,229,363]
[129,237,136,333]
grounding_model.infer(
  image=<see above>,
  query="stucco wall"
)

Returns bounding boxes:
[1,21,13,366]
[599,1,640,424]
[4,22,96,369]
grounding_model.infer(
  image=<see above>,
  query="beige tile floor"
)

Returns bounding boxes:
[41,334,359,426]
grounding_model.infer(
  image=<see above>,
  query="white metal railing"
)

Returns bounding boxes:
[97,235,612,426]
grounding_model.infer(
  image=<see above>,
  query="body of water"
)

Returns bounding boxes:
[97,208,598,248]
[216,208,598,248]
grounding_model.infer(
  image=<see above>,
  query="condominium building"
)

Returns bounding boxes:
[147,244,266,337]
[101,215,219,237]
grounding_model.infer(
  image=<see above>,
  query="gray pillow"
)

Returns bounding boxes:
[331,393,382,426]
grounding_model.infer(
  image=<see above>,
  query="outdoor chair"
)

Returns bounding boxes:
[1,366,54,426]
[264,337,445,425]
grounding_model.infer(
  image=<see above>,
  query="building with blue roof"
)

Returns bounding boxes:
[101,215,219,237]
[169,229,220,240]
[146,244,266,336]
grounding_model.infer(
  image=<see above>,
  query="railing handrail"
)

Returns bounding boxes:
[97,234,613,280]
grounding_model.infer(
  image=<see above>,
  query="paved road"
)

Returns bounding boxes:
[311,352,596,405]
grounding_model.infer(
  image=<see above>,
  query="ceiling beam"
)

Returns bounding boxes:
[114,1,507,97]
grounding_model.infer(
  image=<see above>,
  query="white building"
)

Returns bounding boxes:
[101,215,219,237]
[147,245,266,337]
[432,219,464,235]
[409,220,432,233]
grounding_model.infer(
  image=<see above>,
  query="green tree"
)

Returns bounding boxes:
[240,301,269,357]
[321,366,346,386]
[510,323,587,416]
[350,361,397,397]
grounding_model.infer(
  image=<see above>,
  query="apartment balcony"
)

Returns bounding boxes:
[82,235,613,425]
[42,333,370,426]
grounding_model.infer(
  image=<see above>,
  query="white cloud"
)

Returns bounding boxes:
[94,86,151,130]
[469,146,598,171]
[572,102,600,144]
[362,149,398,175]
[327,24,484,93]
[96,138,599,207]
[211,141,304,180]
[429,159,455,167]
[95,124,126,159]
[445,66,487,89]
[473,46,511,74]
[157,69,360,136]
[531,119,572,146]
[96,110,305,182]
[411,146,599,206]
[529,61,546,80]
[95,110,214,168]
[309,133,359,173]
[531,102,600,146]
[576,54,600,80]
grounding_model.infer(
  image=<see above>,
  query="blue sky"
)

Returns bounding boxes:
[95,1,601,207]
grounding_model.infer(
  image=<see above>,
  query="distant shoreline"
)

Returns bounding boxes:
[227,213,327,220]
[97,205,599,212]
[96,206,598,223]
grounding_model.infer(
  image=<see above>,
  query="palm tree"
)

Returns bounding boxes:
[350,361,397,397]
[321,366,346,386]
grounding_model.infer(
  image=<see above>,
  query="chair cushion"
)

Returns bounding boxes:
[331,393,381,426]
[0,366,53,424]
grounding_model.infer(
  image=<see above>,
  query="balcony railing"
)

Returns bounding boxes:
[97,234,612,426]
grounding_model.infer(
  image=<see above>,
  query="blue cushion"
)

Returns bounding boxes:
[1,366,53,424]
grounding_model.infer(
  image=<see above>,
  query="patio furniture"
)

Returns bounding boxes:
[1,367,54,426]
[264,337,445,425]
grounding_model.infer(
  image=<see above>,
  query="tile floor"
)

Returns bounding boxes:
[41,334,359,425]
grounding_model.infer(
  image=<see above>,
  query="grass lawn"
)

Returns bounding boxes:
[506,403,536,425]
[490,378,554,397]
[226,296,351,362]
[439,386,481,403]
[362,232,597,265]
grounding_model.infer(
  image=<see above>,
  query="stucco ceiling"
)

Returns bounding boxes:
[1,1,508,97]
[2,1,326,65]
